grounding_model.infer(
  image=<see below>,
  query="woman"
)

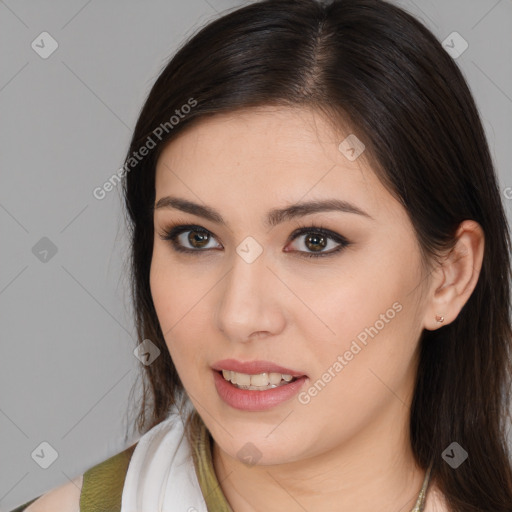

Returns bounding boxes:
[14,0,512,510]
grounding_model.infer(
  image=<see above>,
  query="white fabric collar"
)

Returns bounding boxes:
[121,405,208,512]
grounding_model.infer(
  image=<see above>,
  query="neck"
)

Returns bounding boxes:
[212,404,426,512]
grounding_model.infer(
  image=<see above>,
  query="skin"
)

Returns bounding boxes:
[150,106,484,512]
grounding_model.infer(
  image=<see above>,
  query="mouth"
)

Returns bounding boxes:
[211,359,308,411]
[217,369,299,391]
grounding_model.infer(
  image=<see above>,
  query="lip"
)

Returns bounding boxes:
[211,359,306,377]
[213,370,308,411]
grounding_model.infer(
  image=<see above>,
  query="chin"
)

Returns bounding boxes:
[210,420,310,466]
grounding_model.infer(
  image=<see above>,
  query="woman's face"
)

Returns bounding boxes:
[150,106,431,466]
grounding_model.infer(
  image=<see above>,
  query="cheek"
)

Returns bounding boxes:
[294,305,421,459]
[301,247,422,361]
[296,243,424,415]
[149,254,179,333]
[149,247,204,330]
[149,251,211,376]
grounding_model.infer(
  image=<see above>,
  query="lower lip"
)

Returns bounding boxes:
[213,370,308,411]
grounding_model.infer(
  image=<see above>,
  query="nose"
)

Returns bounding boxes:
[214,250,286,344]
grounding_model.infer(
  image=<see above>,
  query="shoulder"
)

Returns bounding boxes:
[18,475,82,512]
[11,443,137,512]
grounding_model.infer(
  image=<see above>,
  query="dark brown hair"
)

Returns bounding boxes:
[121,0,512,509]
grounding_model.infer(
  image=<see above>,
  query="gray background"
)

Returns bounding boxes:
[1,0,511,509]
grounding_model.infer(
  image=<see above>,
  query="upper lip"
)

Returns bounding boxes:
[212,359,306,377]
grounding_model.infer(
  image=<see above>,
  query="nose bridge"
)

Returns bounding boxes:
[215,246,284,341]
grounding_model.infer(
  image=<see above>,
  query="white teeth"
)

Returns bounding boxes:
[269,372,282,385]
[250,373,269,386]
[237,372,251,386]
[220,370,298,390]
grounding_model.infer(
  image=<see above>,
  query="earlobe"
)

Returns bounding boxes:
[423,220,485,331]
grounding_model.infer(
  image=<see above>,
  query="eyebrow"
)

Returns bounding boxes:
[153,196,373,228]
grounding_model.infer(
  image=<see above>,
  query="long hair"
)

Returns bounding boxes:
[121,1,512,509]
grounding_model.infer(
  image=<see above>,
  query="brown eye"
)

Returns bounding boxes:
[187,230,211,248]
[158,224,223,253]
[159,223,349,259]
[286,226,349,258]
[304,233,328,252]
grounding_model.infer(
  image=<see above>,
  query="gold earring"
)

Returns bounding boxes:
[435,315,445,323]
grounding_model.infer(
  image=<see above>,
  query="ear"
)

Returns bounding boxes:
[423,220,485,331]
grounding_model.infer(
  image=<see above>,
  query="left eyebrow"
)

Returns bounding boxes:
[153,196,373,229]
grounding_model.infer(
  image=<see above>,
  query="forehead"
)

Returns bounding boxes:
[154,106,397,222]
[158,106,349,171]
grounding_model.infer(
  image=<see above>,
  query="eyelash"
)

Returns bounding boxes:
[157,221,350,259]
